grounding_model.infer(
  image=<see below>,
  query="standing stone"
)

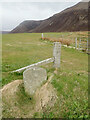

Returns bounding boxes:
[53,42,61,68]
[23,67,47,95]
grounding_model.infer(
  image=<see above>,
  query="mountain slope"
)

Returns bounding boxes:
[29,1,88,32]
[10,1,88,33]
[10,20,43,33]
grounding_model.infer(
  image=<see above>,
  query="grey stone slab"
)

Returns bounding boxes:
[53,42,61,68]
[23,67,47,95]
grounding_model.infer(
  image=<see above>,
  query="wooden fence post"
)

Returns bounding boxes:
[53,42,61,68]
[72,38,73,43]
[79,38,81,50]
[75,37,77,49]
[42,33,44,39]
[61,35,63,41]
[87,39,88,51]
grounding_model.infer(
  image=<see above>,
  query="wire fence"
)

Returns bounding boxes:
[41,33,89,53]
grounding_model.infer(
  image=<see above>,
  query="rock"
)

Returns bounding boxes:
[23,67,47,95]
[53,42,61,68]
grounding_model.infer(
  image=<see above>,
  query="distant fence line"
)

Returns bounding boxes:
[41,33,89,52]
[75,37,88,51]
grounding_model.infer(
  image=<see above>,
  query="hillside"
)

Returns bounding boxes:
[11,20,43,33]
[10,1,88,33]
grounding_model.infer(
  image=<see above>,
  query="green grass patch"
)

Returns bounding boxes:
[2,32,89,118]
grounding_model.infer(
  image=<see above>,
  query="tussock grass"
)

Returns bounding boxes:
[41,37,74,46]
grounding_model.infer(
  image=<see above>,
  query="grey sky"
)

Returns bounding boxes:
[0,0,82,31]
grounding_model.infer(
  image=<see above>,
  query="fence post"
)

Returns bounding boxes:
[87,39,88,51]
[72,38,73,43]
[53,42,61,68]
[75,37,77,49]
[79,38,81,50]
[42,33,44,39]
[61,35,63,41]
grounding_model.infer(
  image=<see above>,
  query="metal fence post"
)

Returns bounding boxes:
[53,42,61,68]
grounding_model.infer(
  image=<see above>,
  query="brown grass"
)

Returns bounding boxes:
[41,37,73,46]
[77,32,88,37]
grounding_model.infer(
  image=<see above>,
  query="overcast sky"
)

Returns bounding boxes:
[0,0,84,31]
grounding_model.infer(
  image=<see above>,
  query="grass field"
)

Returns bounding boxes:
[2,32,89,118]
